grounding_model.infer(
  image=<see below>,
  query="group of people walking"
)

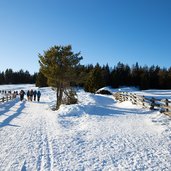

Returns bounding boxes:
[19,89,41,102]
[26,89,41,102]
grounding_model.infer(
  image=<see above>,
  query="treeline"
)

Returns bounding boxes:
[0,69,37,84]
[36,62,171,92]
[1,62,171,92]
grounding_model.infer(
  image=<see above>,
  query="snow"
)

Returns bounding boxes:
[0,85,171,170]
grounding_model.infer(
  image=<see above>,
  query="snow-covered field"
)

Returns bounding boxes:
[0,85,171,170]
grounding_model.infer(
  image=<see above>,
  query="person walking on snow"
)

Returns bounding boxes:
[27,90,30,101]
[29,89,34,101]
[37,90,41,102]
[19,90,25,101]
[33,90,37,101]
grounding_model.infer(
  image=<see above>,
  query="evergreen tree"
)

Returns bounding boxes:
[36,71,48,87]
[167,67,171,89]
[84,63,105,93]
[0,69,36,84]
[110,62,131,88]
[140,66,150,90]
[101,64,111,86]
[131,62,142,87]
[0,71,5,84]
[39,45,82,110]
[5,69,14,84]
[31,72,38,84]
[74,65,87,87]
[149,65,160,89]
[110,66,118,88]
[158,68,168,89]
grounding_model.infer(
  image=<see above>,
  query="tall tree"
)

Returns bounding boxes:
[158,68,168,89]
[39,45,82,110]
[0,71,5,84]
[131,62,142,87]
[140,66,150,90]
[167,67,171,89]
[84,63,105,93]
[149,65,160,89]
[110,62,131,88]
[5,69,14,84]
[101,64,111,86]
[36,71,48,87]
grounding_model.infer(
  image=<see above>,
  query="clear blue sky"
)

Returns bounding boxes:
[0,0,171,73]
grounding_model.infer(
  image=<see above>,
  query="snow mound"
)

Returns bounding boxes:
[115,101,141,109]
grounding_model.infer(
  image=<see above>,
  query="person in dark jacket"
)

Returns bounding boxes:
[33,90,37,101]
[37,90,41,102]
[27,90,30,101]
[19,90,25,101]
[30,89,33,101]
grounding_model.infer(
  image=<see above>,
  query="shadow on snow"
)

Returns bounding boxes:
[61,94,151,118]
[64,105,151,118]
[0,100,26,128]
[0,98,19,116]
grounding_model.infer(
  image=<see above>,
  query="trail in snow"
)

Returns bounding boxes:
[0,99,53,170]
[0,86,171,170]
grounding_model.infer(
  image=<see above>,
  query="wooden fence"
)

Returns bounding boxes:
[114,92,171,116]
[0,92,17,103]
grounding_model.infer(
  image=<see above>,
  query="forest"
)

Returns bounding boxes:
[0,69,37,85]
[0,62,171,92]
[36,62,171,92]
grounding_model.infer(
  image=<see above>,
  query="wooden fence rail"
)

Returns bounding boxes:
[0,93,17,103]
[114,91,171,116]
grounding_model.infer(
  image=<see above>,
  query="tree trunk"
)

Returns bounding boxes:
[56,82,60,110]
[56,88,60,110]
[56,82,63,110]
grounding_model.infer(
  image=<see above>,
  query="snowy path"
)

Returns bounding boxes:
[0,98,56,170]
[0,88,171,170]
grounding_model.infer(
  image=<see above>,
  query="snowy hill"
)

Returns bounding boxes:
[0,85,171,170]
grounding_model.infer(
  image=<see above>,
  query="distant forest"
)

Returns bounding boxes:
[1,62,171,91]
[0,69,37,84]
[36,62,171,92]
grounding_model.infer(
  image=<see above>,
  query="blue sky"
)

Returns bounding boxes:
[0,0,170,73]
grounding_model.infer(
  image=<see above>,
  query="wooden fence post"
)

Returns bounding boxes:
[134,94,137,105]
[142,96,145,107]
[114,91,171,116]
[150,97,155,110]
[130,93,133,102]
[125,92,129,101]
[165,98,169,112]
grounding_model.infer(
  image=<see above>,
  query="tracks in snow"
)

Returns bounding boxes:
[0,100,56,171]
[0,92,171,170]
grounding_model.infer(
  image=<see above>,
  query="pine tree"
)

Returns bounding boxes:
[84,63,105,93]
[0,71,5,84]
[140,66,150,90]
[158,68,168,89]
[149,65,160,89]
[36,71,48,87]
[167,67,171,89]
[131,62,142,87]
[5,69,14,84]
[39,45,82,110]
[101,64,111,86]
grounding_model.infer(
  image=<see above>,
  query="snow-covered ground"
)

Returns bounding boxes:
[0,85,171,170]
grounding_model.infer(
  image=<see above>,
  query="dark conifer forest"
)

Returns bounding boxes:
[1,62,171,92]
[36,62,171,92]
[0,69,37,84]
